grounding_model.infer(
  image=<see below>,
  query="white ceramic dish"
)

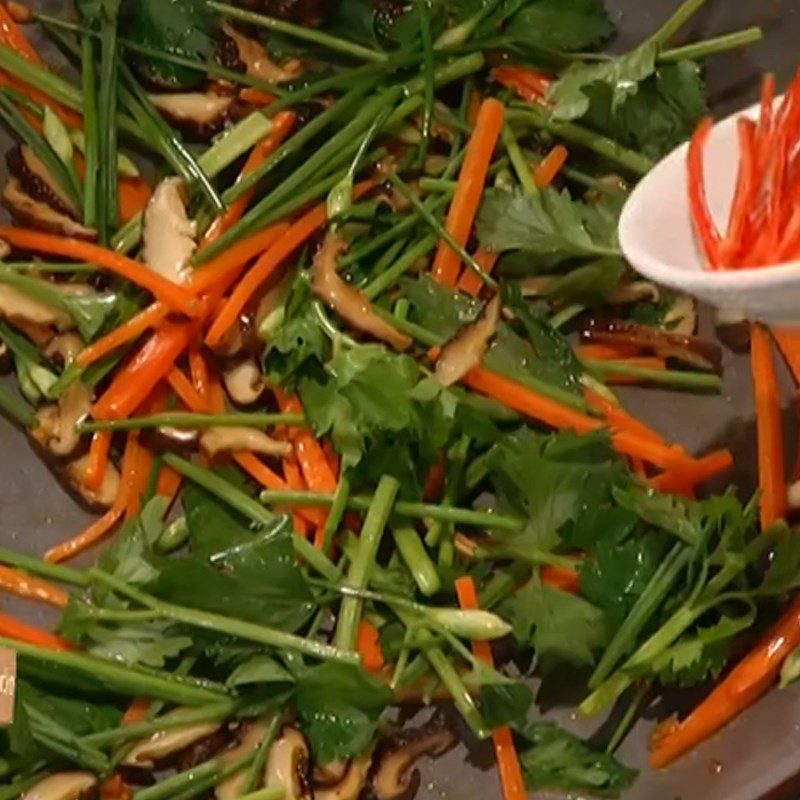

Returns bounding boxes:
[619,98,800,326]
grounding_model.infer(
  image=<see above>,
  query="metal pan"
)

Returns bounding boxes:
[1,1,799,797]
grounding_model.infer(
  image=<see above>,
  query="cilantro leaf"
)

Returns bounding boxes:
[501,0,614,53]
[477,187,620,267]
[504,580,610,667]
[400,274,481,339]
[120,0,218,89]
[84,620,193,669]
[300,345,421,466]
[478,673,534,728]
[582,61,708,159]
[294,663,393,764]
[518,722,637,798]
[548,42,658,121]
[151,518,317,633]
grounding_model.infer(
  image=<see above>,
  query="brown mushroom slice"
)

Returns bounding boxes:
[61,453,121,508]
[313,761,350,787]
[200,426,291,459]
[141,178,197,284]
[0,279,72,330]
[20,771,97,800]
[223,357,266,405]
[45,333,84,366]
[8,145,78,217]
[663,295,697,336]
[223,23,300,83]
[369,725,457,800]
[435,294,500,387]
[215,719,271,799]
[31,382,92,457]
[150,92,235,137]
[315,751,374,800]
[3,178,97,240]
[581,318,723,372]
[123,713,224,769]
[312,233,411,351]
[264,726,312,800]
[609,281,661,305]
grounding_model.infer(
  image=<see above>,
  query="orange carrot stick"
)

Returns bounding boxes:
[123,698,151,726]
[491,65,552,104]
[576,343,641,361]
[534,144,568,187]
[92,322,195,420]
[357,619,385,673]
[0,564,69,608]
[750,323,786,528]
[77,303,170,368]
[205,182,375,346]
[457,249,498,297]
[156,464,183,500]
[202,111,296,247]
[282,455,311,538]
[650,593,800,768]
[540,564,580,594]
[167,367,209,413]
[432,99,505,287]
[455,576,527,800]
[0,611,74,650]
[125,440,153,521]
[84,430,112,491]
[650,449,733,495]
[0,229,198,315]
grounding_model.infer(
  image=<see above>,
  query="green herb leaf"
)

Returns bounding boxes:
[517,722,637,798]
[294,662,393,764]
[400,274,481,339]
[548,42,658,121]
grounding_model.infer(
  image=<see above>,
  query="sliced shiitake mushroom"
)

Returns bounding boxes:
[20,771,97,800]
[222,357,266,405]
[141,178,197,284]
[223,23,301,83]
[313,761,350,787]
[200,426,291,459]
[60,452,121,509]
[3,177,96,240]
[582,318,723,372]
[264,726,313,800]
[151,92,235,138]
[367,722,457,800]
[663,295,697,336]
[8,145,78,217]
[215,719,272,799]
[0,280,72,331]
[435,294,500,387]
[315,750,374,800]
[609,280,661,305]
[45,333,84,367]
[312,233,411,351]
[123,711,225,770]
[31,382,92,457]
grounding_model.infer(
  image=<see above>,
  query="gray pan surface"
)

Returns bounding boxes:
[2,1,800,798]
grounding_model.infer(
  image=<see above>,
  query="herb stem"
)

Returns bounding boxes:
[334,475,400,650]
[659,26,763,62]
[363,234,437,298]
[649,0,712,47]
[79,411,305,433]
[260,489,524,530]
[322,473,352,553]
[0,547,87,585]
[583,359,722,391]
[209,1,389,62]
[0,384,33,429]
[0,44,83,109]
[81,33,98,228]
[502,124,537,195]
[393,526,442,596]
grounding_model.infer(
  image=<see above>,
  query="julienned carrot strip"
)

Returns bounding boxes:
[455,576,527,800]
[75,155,151,225]
[457,249,498,297]
[0,564,69,607]
[100,773,133,800]
[234,453,326,528]
[0,229,198,315]
[356,619,385,673]
[202,111,297,247]
[534,144,568,187]
[650,449,734,495]
[188,347,210,401]
[205,181,376,346]
[239,87,275,107]
[123,698,151,725]
[750,323,786,529]
[0,610,74,650]
[719,119,758,265]
[84,430,112,491]
[773,327,800,383]
[282,455,311,537]
[687,119,723,269]
[540,564,580,594]
[650,593,800,768]
[432,99,505,287]
[0,5,40,63]
[423,455,447,502]
[322,439,339,482]
[491,66,551,104]
[77,303,169,368]
[584,389,665,446]
[126,439,153,521]
[93,322,194,420]
[576,343,641,361]
[468,367,693,470]
[167,367,209,414]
